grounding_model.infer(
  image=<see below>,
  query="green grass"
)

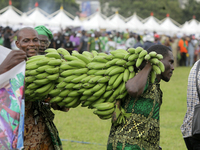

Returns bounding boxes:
[53,66,191,150]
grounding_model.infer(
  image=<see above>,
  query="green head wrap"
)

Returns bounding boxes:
[34,25,53,40]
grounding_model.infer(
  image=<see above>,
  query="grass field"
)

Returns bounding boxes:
[53,66,192,150]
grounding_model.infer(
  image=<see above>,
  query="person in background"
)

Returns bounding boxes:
[34,25,53,55]
[125,32,136,50]
[171,35,179,67]
[143,34,155,50]
[54,32,64,50]
[3,26,12,49]
[134,34,143,48]
[99,32,108,53]
[69,31,80,51]
[181,59,200,150]
[87,31,101,52]
[78,30,88,53]
[63,32,74,54]
[154,34,162,45]
[15,27,68,150]
[164,36,172,50]
[187,36,196,67]
[178,36,188,66]
[105,34,116,55]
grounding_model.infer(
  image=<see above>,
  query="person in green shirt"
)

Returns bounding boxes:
[107,45,174,150]
[99,32,108,52]
[87,31,101,52]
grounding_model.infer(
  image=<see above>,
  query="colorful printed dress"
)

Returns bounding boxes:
[107,78,163,150]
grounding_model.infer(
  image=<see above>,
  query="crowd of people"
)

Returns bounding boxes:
[0,26,200,68]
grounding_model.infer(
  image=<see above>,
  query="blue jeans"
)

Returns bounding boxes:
[184,137,200,150]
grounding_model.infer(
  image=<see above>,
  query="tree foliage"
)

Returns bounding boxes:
[100,0,200,24]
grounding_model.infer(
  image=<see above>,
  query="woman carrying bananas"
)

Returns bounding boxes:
[107,45,174,150]
[15,26,69,150]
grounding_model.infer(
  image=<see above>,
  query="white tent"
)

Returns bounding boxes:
[143,15,162,33]
[20,13,34,26]
[184,18,199,35]
[0,5,22,26]
[160,15,181,34]
[73,16,82,27]
[108,12,127,31]
[27,7,50,26]
[126,12,145,33]
[83,11,108,30]
[49,7,74,28]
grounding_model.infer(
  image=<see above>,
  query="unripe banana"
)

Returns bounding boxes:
[105,54,114,60]
[120,81,126,94]
[103,90,113,98]
[106,85,113,91]
[48,59,62,66]
[135,47,143,54]
[45,48,58,53]
[136,57,144,68]
[63,55,80,61]
[34,78,51,85]
[128,54,139,61]
[27,83,42,90]
[28,55,45,60]
[93,102,115,111]
[81,75,94,83]
[150,70,156,83]
[91,97,105,107]
[112,81,123,97]
[123,69,129,82]
[150,58,159,65]
[60,63,76,70]
[93,107,115,116]
[126,61,136,66]
[144,54,151,60]
[80,95,90,101]
[72,50,80,56]
[108,74,120,86]
[156,54,163,60]
[35,82,53,94]
[109,67,125,76]
[83,88,93,95]
[93,56,108,63]
[35,72,49,79]
[45,52,61,59]
[82,83,95,89]
[25,70,30,76]
[68,90,80,97]
[36,65,54,73]
[65,83,76,89]
[104,66,119,75]
[81,100,94,107]
[61,69,75,77]
[25,76,36,83]
[88,96,100,101]
[56,81,67,88]
[110,49,128,55]
[124,53,131,60]
[64,75,78,83]
[47,73,59,81]
[68,60,86,68]
[92,83,105,92]
[26,63,39,70]
[95,70,106,76]
[93,84,107,97]
[139,50,147,58]
[57,47,70,56]
[73,83,83,89]
[98,52,108,57]
[88,76,102,83]
[117,91,128,100]
[92,50,98,57]
[158,61,165,72]
[98,114,112,120]
[36,58,51,66]
[78,88,86,93]
[149,51,157,57]
[74,53,91,64]
[49,88,63,97]
[128,65,134,73]
[58,89,71,97]
[127,48,136,54]
[50,96,63,103]
[112,53,126,59]
[56,77,64,83]
[82,51,93,58]
[113,72,123,89]
[73,68,89,75]
[65,97,80,108]
[107,58,121,66]
[90,62,107,70]
[115,59,127,66]
[71,74,87,83]
[129,71,135,79]
[57,102,66,107]
[25,88,34,96]
[62,96,74,103]
[98,76,110,83]
[45,66,60,74]
[152,65,161,75]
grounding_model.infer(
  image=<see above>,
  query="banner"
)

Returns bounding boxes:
[0,46,25,150]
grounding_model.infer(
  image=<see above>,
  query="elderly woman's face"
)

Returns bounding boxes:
[38,34,50,51]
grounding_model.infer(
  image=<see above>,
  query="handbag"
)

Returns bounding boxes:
[192,60,200,139]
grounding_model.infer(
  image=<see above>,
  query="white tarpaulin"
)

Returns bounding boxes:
[73,16,82,27]
[49,8,74,28]
[160,16,181,34]
[184,19,199,34]
[83,11,108,30]
[126,13,145,32]
[108,13,127,31]
[0,6,22,25]
[143,15,162,32]
[27,7,50,26]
